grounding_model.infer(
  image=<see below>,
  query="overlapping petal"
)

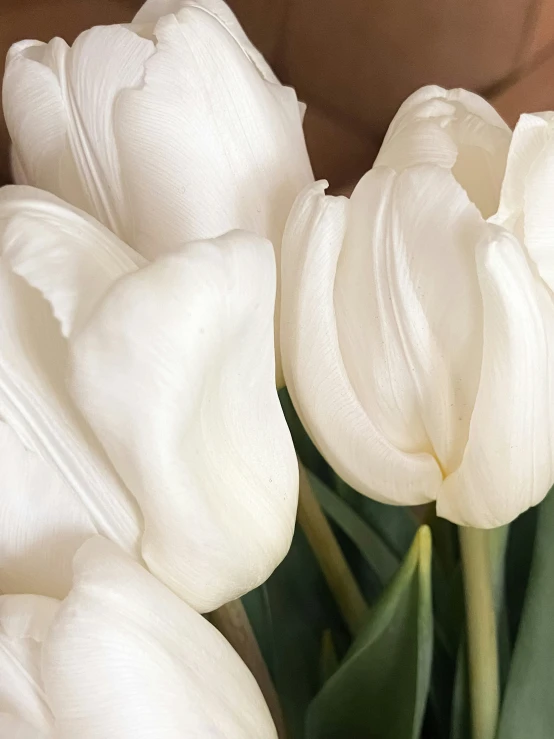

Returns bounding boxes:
[281,179,442,506]
[69,230,298,611]
[1,188,297,611]
[3,0,313,385]
[334,164,486,474]
[0,421,96,598]
[0,188,142,564]
[0,594,58,736]
[374,85,511,218]
[438,227,554,527]
[42,537,277,738]
[492,112,554,292]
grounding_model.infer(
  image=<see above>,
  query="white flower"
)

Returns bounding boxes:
[0,537,277,738]
[2,0,313,384]
[0,186,298,610]
[281,86,554,528]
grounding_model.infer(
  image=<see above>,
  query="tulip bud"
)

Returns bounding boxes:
[0,538,277,738]
[281,88,554,528]
[0,186,298,609]
[2,0,313,384]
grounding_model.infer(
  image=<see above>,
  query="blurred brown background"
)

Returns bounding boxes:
[1,0,553,189]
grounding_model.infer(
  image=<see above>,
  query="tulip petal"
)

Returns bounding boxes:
[0,189,141,556]
[0,420,96,598]
[117,4,312,384]
[0,713,50,738]
[0,186,144,337]
[438,227,554,527]
[3,27,155,240]
[118,0,310,257]
[118,2,311,257]
[133,0,280,83]
[69,232,298,611]
[492,112,554,292]
[43,537,277,738]
[335,165,486,475]
[0,594,59,735]
[375,85,510,218]
[281,180,442,506]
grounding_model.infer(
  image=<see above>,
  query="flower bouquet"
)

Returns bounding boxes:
[1,2,553,738]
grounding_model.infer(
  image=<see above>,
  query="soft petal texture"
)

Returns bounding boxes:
[374,85,511,218]
[438,227,554,527]
[281,179,442,506]
[0,421,96,598]
[334,165,486,474]
[0,187,142,569]
[67,231,298,611]
[42,537,277,739]
[0,594,58,736]
[0,186,145,337]
[1,188,297,610]
[492,112,554,292]
[133,0,280,84]
[3,28,155,241]
[0,713,49,738]
[118,0,313,384]
[3,0,313,385]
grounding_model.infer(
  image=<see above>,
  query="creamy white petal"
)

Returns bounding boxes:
[374,85,511,218]
[0,713,50,738]
[0,188,141,556]
[0,421,96,598]
[281,181,442,506]
[3,40,75,198]
[69,232,298,612]
[492,112,554,291]
[133,0,280,83]
[335,164,486,474]
[0,594,58,736]
[117,5,310,261]
[3,27,155,241]
[0,186,144,337]
[43,537,277,739]
[118,4,312,384]
[438,226,554,527]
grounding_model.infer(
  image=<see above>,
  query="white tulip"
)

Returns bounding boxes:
[0,186,298,610]
[281,87,554,528]
[0,537,277,738]
[2,0,313,384]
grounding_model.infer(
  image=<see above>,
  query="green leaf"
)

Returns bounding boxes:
[505,505,538,645]
[306,526,433,739]
[334,477,419,560]
[243,526,349,739]
[497,487,554,739]
[306,470,399,586]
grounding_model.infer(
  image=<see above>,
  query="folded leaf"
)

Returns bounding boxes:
[306,526,433,739]
[497,487,554,739]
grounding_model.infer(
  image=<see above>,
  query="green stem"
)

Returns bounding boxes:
[297,462,368,634]
[459,526,500,739]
